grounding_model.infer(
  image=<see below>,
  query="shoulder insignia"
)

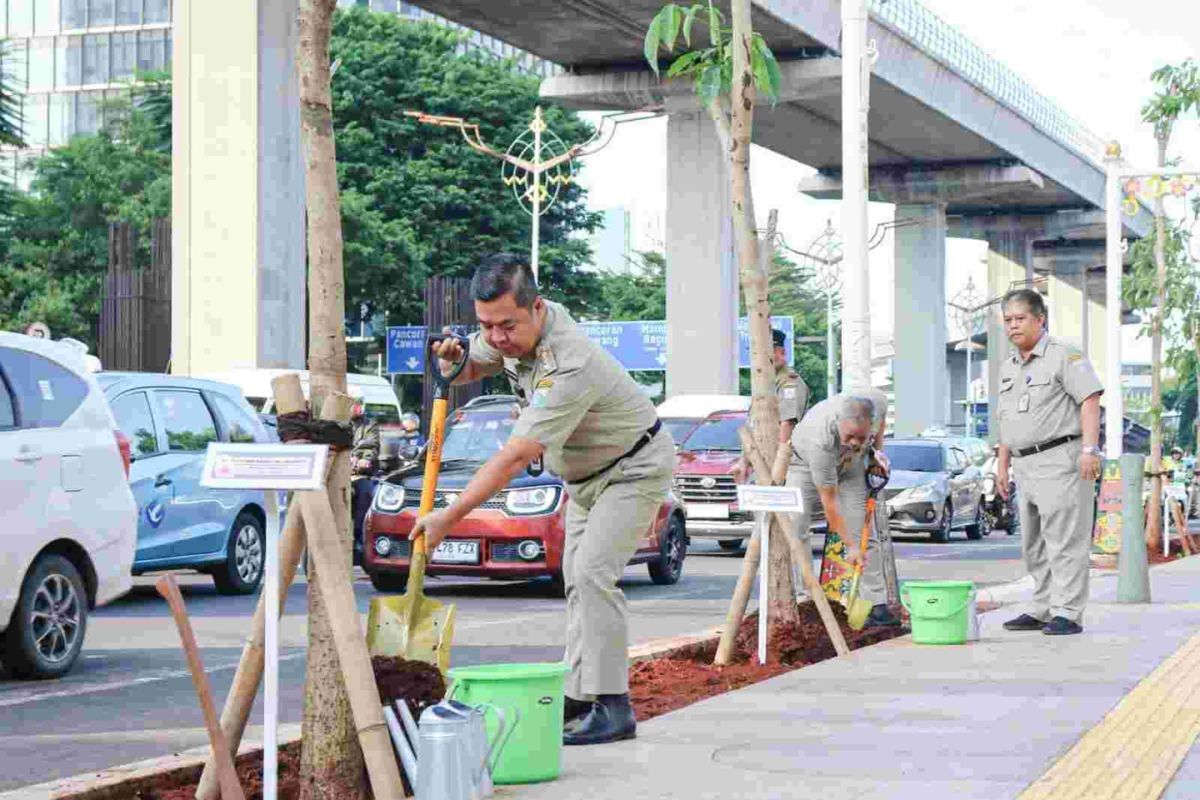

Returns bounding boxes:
[1067,353,1083,364]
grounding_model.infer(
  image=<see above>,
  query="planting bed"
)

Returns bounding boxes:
[630,599,905,721]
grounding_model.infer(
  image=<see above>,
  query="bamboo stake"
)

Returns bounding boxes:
[196,376,348,800]
[299,490,405,800]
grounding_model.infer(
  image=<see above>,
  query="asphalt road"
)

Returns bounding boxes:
[0,531,1026,792]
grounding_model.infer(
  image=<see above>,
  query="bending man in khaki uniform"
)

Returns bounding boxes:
[995,289,1102,636]
[788,390,899,628]
[412,254,674,745]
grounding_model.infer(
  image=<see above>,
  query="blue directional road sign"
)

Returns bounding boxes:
[738,316,793,368]
[386,326,427,375]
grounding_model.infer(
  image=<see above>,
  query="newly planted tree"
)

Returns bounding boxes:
[644,2,801,657]
[1138,58,1200,549]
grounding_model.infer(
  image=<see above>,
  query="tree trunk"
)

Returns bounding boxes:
[1145,131,1170,554]
[728,0,798,634]
[296,2,362,798]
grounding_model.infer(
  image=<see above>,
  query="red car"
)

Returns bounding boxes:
[363,396,688,594]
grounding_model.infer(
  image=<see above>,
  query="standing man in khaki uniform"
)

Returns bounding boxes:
[412,254,674,745]
[995,289,1103,636]
[787,390,899,627]
[732,328,811,484]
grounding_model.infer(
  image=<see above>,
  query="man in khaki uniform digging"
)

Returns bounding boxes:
[995,289,1103,636]
[787,389,899,628]
[412,253,673,745]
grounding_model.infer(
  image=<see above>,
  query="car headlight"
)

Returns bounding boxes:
[908,483,939,500]
[505,486,560,515]
[374,484,406,513]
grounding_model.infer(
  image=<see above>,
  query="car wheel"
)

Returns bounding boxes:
[965,502,985,541]
[931,502,952,543]
[2,554,88,680]
[368,570,409,593]
[648,515,687,585]
[212,512,266,596]
[718,538,744,552]
[548,571,567,599]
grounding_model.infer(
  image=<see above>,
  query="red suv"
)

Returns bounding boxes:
[363,396,688,593]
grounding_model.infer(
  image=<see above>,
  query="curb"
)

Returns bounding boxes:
[1,629,724,799]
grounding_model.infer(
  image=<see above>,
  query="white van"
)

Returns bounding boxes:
[197,369,402,424]
[656,394,751,446]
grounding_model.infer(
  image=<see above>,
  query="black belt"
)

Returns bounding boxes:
[1014,434,1079,458]
[573,419,662,484]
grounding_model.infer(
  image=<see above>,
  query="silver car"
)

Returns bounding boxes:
[881,438,985,542]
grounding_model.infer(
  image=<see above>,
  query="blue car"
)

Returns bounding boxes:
[96,373,275,594]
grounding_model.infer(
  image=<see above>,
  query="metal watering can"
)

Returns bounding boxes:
[414,699,513,800]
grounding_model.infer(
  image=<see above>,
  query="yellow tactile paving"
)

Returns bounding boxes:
[1020,631,1200,800]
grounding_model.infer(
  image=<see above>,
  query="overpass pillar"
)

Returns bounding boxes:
[171,0,306,376]
[664,105,738,396]
[982,230,1038,443]
[892,203,948,437]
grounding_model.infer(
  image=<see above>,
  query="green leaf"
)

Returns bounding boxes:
[644,8,666,75]
[751,35,783,104]
[662,5,682,53]
[682,6,698,47]
[697,62,724,105]
[666,49,708,79]
[707,3,722,47]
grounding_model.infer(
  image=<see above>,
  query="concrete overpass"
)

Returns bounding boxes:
[400,0,1150,436]
[171,1,1149,439]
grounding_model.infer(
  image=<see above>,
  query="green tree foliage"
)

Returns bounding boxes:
[330,8,601,324]
[596,251,666,321]
[0,39,22,147]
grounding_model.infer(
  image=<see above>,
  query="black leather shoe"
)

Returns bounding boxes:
[1003,613,1048,631]
[863,604,901,628]
[563,695,591,726]
[1042,616,1083,636]
[563,694,637,746]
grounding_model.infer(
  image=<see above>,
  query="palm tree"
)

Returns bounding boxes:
[1,39,23,147]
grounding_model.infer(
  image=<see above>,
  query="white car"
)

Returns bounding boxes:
[0,333,137,679]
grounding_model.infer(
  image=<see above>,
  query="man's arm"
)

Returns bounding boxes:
[997,445,1012,499]
[779,419,796,444]
[817,484,862,564]
[410,437,545,549]
[1079,392,1102,481]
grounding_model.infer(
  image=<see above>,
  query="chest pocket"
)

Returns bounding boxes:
[997,377,1016,418]
[1025,372,1056,404]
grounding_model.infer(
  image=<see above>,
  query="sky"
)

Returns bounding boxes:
[571,0,1200,361]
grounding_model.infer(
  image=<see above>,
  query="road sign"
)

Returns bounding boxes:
[386,326,428,375]
[387,317,794,374]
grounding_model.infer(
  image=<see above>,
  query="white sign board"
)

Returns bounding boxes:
[200,443,328,491]
[736,484,805,513]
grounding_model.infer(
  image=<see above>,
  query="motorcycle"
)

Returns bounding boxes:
[981,456,1019,535]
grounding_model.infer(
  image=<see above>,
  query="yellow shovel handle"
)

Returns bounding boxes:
[414,397,450,557]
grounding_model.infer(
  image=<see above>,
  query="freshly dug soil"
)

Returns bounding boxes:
[630,599,905,721]
[124,658,446,800]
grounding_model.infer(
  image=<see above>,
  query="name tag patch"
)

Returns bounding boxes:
[783,388,795,399]
[1018,393,1031,413]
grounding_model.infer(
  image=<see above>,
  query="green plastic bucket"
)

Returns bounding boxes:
[447,661,570,784]
[901,581,975,645]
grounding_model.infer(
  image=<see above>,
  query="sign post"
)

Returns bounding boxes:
[735,485,805,664]
[200,443,329,800]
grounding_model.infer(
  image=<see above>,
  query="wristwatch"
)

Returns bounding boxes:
[1081,445,1102,456]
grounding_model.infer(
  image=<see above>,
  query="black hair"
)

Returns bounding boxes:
[1002,288,1047,319]
[470,253,539,308]
[772,328,787,348]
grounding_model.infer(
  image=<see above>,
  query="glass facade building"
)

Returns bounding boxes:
[2,0,553,178]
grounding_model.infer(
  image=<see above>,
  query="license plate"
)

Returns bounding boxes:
[431,540,480,564]
[687,503,730,520]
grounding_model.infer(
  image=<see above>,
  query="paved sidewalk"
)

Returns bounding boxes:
[513,557,1200,800]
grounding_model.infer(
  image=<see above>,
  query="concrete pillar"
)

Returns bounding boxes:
[892,204,948,437]
[664,105,738,396]
[172,0,306,376]
[983,231,1036,443]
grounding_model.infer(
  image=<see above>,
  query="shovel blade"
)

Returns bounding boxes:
[847,597,873,631]
[366,593,456,675]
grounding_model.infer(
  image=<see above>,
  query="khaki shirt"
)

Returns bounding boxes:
[791,391,888,488]
[996,334,1103,452]
[467,301,658,483]
[775,365,810,423]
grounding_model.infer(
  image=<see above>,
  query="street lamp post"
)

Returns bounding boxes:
[811,223,844,397]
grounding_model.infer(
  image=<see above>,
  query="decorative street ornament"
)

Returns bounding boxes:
[1120,173,1199,216]
[406,106,649,282]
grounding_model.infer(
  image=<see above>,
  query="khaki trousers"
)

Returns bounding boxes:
[562,433,674,699]
[786,455,887,605]
[1012,439,1094,623]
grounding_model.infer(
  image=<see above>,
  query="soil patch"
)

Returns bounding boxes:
[372,655,446,718]
[630,599,905,721]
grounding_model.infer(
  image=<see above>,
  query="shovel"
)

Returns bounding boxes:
[366,333,469,674]
[847,456,890,631]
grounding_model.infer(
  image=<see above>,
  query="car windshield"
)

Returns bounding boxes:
[883,444,945,472]
[682,416,744,452]
[662,418,700,444]
[364,402,400,424]
[441,410,516,462]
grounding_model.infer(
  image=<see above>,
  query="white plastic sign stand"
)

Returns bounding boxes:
[201,443,328,800]
[736,485,805,665]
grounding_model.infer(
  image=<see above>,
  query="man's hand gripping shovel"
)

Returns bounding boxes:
[365,333,470,674]
[846,452,889,631]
